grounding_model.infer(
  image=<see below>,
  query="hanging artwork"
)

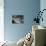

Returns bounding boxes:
[12,15,24,24]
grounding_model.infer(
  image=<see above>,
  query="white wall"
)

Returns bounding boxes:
[0,0,4,42]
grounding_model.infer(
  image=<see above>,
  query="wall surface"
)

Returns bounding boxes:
[0,0,4,42]
[4,0,40,42]
[40,0,46,26]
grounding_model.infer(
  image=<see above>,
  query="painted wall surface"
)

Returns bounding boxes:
[40,0,46,26]
[4,0,40,42]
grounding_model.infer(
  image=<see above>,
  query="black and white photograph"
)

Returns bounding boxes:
[12,15,24,24]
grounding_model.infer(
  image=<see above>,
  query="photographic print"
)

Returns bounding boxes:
[12,15,24,24]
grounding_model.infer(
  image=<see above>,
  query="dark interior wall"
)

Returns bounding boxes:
[4,0,40,42]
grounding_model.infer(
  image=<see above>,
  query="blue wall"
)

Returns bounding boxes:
[4,0,40,42]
